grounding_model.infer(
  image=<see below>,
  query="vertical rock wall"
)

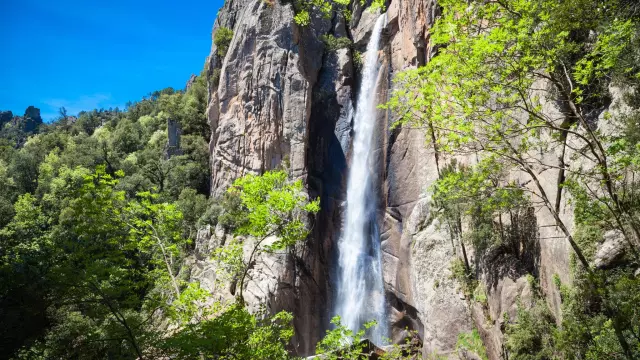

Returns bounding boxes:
[203,0,578,358]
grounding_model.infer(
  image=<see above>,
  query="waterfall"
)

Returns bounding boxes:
[335,13,388,344]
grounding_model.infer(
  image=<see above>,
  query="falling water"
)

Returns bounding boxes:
[335,13,388,344]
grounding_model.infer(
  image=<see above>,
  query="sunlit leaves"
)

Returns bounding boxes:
[292,0,384,26]
[229,170,320,249]
[161,302,294,360]
[214,27,234,58]
[315,316,377,360]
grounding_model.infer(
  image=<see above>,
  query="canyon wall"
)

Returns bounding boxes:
[198,0,585,358]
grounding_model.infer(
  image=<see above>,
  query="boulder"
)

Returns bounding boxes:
[594,230,627,269]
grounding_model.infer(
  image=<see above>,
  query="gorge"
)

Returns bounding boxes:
[2,0,640,359]
[201,0,640,358]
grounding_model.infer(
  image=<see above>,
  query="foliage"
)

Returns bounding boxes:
[378,333,422,360]
[321,34,353,51]
[214,170,320,301]
[211,68,222,88]
[214,27,234,57]
[292,0,385,26]
[176,187,208,239]
[449,258,476,298]
[230,170,320,249]
[384,1,640,358]
[456,329,488,360]
[315,316,377,360]
[505,299,558,360]
[384,0,640,270]
[0,70,213,357]
[353,50,363,70]
[0,164,315,359]
[503,268,640,360]
[433,158,528,257]
[161,302,294,360]
[314,317,420,359]
[555,270,640,359]
[198,191,248,231]
[1,167,179,357]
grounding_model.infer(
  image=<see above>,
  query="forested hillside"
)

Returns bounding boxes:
[0,75,218,356]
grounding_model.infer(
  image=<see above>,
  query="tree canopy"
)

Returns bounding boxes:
[385,0,640,358]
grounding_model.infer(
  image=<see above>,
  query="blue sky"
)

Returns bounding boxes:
[0,0,224,121]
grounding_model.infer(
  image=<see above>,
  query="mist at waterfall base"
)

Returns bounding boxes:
[334,14,388,345]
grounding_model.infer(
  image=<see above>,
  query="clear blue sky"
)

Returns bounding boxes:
[0,0,224,121]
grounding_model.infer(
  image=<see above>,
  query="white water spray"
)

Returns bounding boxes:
[335,13,388,344]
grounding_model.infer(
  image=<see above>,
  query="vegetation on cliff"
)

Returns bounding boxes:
[386,0,640,358]
[271,0,385,26]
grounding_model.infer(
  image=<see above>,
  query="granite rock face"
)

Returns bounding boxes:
[206,0,329,197]
[202,0,342,354]
[200,0,471,356]
[198,0,590,358]
[594,230,627,269]
[23,106,43,133]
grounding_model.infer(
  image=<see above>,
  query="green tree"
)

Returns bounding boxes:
[214,170,320,302]
[315,316,378,360]
[384,0,640,357]
[505,299,558,360]
[214,27,234,57]
[160,301,294,360]
[291,0,385,26]
[385,0,640,272]
[176,187,208,240]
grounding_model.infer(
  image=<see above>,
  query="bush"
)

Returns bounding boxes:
[449,258,477,298]
[198,192,248,232]
[320,34,352,51]
[214,27,234,58]
[457,329,488,360]
[177,188,208,239]
[210,68,221,88]
[505,299,557,360]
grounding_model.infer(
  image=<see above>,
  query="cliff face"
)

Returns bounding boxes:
[201,0,578,358]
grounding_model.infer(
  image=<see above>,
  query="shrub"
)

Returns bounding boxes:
[320,34,352,51]
[210,68,221,88]
[214,27,234,58]
[457,329,488,360]
[505,299,557,360]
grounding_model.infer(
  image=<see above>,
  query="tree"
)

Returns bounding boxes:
[2,167,190,358]
[160,301,294,360]
[176,188,208,240]
[58,107,68,121]
[385,0,640,272]
[214,170,320,303]
[213,27,234,57]
[384,0,640,356]
[315,316,378,360]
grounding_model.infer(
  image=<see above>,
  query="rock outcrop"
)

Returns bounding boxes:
[594,230,627,269]
[0,111,12,128]
[23,106,43,132]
